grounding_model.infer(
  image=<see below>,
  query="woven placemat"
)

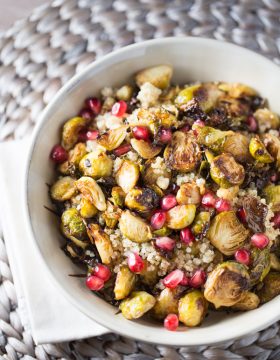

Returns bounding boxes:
[0,0,280,359]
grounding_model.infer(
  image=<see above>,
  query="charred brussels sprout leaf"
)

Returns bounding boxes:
[111,186,126,207]
[131,139,162,159]
[250,248,270,286]
[75,176,106,211]
[152,288,179,320]
[87,223,113,265]
[115,160,140,193]
[50,176,77,201]
[175,85,201,107]
[135,65,173,90]
[119,210,152,243]
[97,126,128,151]
[178,290,208,327]
[257,272,280,304]
[195,126,232,152]
[62,117,88,150]
[125,187,159,214]
[119,291,156,319]
[249,136,274,164]
[114,266,136,300]
[241,195,268,233]
[222,133,251,163]
[101,201,122,228]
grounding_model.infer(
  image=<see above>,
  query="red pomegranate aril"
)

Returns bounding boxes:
[180,227,195,245]
[111,100,127,117]
[201,192,216,208]
[163,269,184,289]
[251,233,269,249]
[78,130,88,142]
[150,210,166,229]
[180,273,189,286]
[161,194,177,211]
[272,212,280,229]
[158,128,172,143]
[155,237,176,251]
[247,115,258,132]
[180,124,190,133]
[86,97,101,115]
[93,264,111,282]
[127,252,145,273]
[237,207,247,224]
[189,269,206,288]
[79,108,93,120]
[132,126,150,141]
[193,119,205,127]
[86,275,104,291]
[215,198,231,212]
[270,173,278,183]
[50,144,68,163]
[235,249,250,265]
[114,143,132,156]
[164,314,179,331]
[86,130,99,140]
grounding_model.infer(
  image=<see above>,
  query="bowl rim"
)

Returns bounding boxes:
[23,36,280,346]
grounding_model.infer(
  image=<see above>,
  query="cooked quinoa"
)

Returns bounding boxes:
[49,64,280,331]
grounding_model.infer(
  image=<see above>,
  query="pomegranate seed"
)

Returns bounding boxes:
[78,130,88,142]
[251,233,269,249]
[163,269,184,289]
[189,269,206,288]
[215,198,231,212]
[180,227,195,245]
[79,108,93,120]
[114,143,132,156]
[155,237,176,251]
[132,126,150,141]
[93,264,111,282]
[272,212,280,229]
[235,249,250,265]
[86,275,104,291]
[237,207,247,224]
[180,273,189,286]
[127,252,145,273]
[161,194,177,211]
[111,100,127,117]
[164,314,179,331]
[86,97,101,115]
[193,119,205,127]
[157,128,172,144]
[180,124,190,132]
[50,144,68,163]
[270,173,278,183]
[150,210,166,229]
[201,192,216,208]
[86,130,99,140]
[247,115,258,132]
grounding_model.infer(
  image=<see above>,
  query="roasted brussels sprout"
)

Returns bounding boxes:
[152,288,178,320]
[175,85,201,107]
[101,201,122,228]
[135,65,173,90]
[125,188,159,214]
[254,108,279,131]
[208,211,249,256]
[58,142,87,174]
[111,186,126,207]
[195,126,232,152]
[87,223,113,265]
[131,139,162,159]
[232,292,260,311]
[166,204,196,230]
[116,85,134,101]
[80,197,98,218]
[143,158,171,189]
[250,248,270,286]
[249,136,274,164]
[264,185,280,211]
[115,160,140,193]
[50,176,77,201]
[61,208,87,248]
[270,253,280,272]
[62,117,87,150]
[75,176,106,211]
[262,133,280,168]
[119,291,156,319]
[114,266,136,300]
[218,82,257,98]
[176,182,201,206]
[79,152,113,178]
[241,195,267,233]
[140,262,159,287]
[204,261,250,308]
[164,131,201,173]
[119,210,152,242]
[210,153,245,188]
[192,211,211,236]
[97,126,128,151]
[257,272,280,303]
[178,290,208,327]
[222,133,251,163]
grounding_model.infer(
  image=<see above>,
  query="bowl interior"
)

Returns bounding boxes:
[25,37,280,346]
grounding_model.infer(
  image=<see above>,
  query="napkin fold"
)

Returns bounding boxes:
[0,140,108,344]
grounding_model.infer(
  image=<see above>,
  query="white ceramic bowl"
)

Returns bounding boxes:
[23,37,280,346]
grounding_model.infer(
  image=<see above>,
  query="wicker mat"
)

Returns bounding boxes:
[0,0,280,359]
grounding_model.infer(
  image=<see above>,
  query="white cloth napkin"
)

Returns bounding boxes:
[0,140,108,344]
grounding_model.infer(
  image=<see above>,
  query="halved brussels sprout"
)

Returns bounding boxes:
[131,139,162,159]
[218,82,257,98]
[143,158,171,189]
[241,195,267,233]
[119,291,156,319]
[61,208,87,248]
[210,153,245,188]
[116,85,134,101]
[87,223,113,265]
[164,131,201,173]
[62,117,87,150]
[270,253,280,272]
[257,272,280,304]
[152,288,178,320]
[250,248,270,286]
[249,136,274,164]
[58,142,87,175]
[101,201,122,228]
[111,186,126,207]
[80,197,98,218]
[97,126,128,151]
[114,266,136,300]
[79,152,113,178]
[264,185,280,212]
[176,182,201,205]
[204,261,250,308]
[119,210,152,243]
[178,290,208,327]
[192,211,211,237]
[166,204,196,230]
[208,211,249,256]
[115,160,140,193]
[125,188,159,214]
[262,133,280,168]
[195,126,232,152]
[222,133,251,163]
[75,176,106,211]
[135,65,173,90]
[175,85,201,107]
[254,108,279,131]
[50,176,77,201]
[232,292,260,311]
